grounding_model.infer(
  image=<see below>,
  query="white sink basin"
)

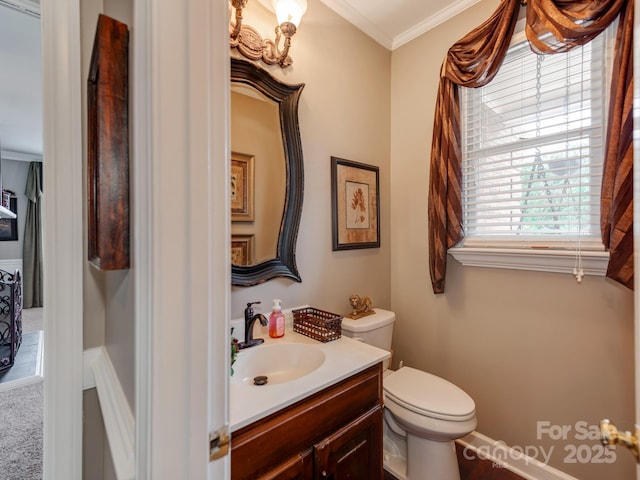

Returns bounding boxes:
[231,343,326,386]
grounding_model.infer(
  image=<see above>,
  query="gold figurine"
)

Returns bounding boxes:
[346,294,374,319]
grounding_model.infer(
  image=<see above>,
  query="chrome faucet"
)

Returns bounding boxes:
[239,301,268,349]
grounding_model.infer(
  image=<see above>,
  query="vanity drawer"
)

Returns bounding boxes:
[231,363,383,479]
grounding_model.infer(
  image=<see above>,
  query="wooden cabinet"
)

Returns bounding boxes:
[314,407,382,479]
[231,363,383,480]
[260,450,313,480]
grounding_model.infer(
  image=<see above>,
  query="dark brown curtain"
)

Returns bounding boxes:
[428,0,633,293]
[428,0,520,294]
[600,0,634,288]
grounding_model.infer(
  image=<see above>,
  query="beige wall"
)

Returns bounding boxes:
[230,0,392,319]
[101,0,135,414]
[390,1,635,479]
[231,91,285,264]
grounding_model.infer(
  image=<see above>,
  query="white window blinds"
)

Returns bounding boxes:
[461,27,613,249]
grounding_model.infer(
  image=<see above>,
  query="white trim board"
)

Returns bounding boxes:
[0,0,40,17]
[83,346,134,480]
[0,259,23,274]
[1,149,42,163]
[318,0,482,50]
[449,247,609,277]
[457,431,580,480]
[41,0,85,477]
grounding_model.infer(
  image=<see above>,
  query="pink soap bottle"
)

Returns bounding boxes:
[269,299,285,338]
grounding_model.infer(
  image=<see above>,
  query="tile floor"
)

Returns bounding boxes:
[0,331,43,386]
[0,308,44,391]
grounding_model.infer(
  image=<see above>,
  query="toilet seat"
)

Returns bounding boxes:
[384,367,475,422]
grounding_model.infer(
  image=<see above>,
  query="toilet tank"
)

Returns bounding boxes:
[341,308,395,352]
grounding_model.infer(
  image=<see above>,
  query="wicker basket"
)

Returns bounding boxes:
[292,307,342,342]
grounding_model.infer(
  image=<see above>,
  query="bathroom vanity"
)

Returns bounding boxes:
[229,321,389,480]
[231,363,383,479]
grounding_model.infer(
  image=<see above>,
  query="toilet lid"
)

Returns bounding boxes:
[384,367,476,421]
[341,308,395,333]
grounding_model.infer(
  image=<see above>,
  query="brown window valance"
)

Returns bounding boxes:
[428,0,633,293]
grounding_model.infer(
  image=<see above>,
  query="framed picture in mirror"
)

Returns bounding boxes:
[231,234,255,266]
[231,152,255,222]
[331,157,380,250]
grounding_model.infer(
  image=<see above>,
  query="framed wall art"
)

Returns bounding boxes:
[87,14,130,270]
[231,234,255,266]
[0,197,18,242]
[331,157,380,250]
[231,152,255,222]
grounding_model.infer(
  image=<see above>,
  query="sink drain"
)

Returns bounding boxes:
[253,375,268,386]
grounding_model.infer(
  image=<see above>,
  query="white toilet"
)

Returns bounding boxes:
[341,309,477,480]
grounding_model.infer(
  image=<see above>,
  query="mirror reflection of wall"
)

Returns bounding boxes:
[230,87,286,266]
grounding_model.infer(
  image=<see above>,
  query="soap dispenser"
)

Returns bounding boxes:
[268,299,285,338]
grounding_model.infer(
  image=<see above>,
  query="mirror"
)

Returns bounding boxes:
[230,58,305,286]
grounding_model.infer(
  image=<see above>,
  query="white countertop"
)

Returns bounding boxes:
[230,311,389,431]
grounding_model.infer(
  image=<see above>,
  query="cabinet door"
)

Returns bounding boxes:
[259,449,313,480]
[314,406,383,480]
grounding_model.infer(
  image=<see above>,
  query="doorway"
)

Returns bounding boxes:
[0,2,44,478]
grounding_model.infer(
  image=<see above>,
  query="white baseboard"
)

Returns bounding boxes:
[457,431,580,480]
[0,258,22,275]
[83,346,134,480]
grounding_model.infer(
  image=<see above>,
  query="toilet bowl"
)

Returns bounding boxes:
[341,309,477,480]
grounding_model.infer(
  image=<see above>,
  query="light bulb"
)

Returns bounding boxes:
[272,0,307,27]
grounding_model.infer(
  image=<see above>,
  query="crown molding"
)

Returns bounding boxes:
[318,0,394,50]
[1,149,42,162]
[319,0,481,51]
[392,0,481,49]
[0,0,40,17]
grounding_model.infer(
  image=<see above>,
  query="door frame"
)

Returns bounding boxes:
[41,0,84,477]
[132,0,230,478]
[42,0,230,478]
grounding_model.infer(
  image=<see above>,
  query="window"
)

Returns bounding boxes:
[451,24,615,276]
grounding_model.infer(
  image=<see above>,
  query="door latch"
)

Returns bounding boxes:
[210,426,230,461]
[600,419,639,462]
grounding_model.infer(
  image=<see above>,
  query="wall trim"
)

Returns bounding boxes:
[83,346,135,480]
[457,431,580,480]
[392,0,482,50]
[133,0,230,478]
[82,347,101,390]
[317,0,394,49]
[0,258,23,274]
[449,247,609,277]
[41,0,84,478]
[1,149,42,163]
[318,0,482,50]
[0,0,40,17]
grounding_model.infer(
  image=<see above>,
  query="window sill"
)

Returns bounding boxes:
[448,247,609,277]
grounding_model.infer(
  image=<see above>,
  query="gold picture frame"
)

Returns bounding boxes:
[331,157,380,250]
[231,151,255,222]
[231,234,255,266]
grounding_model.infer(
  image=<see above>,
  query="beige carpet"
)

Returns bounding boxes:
[0,380,43,479]
[0,307,44,479]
